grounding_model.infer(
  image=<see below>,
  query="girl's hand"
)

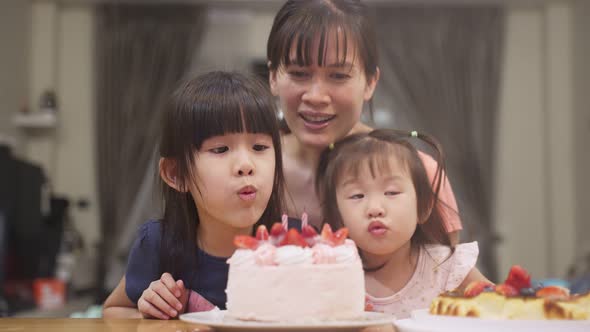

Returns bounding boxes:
[138,273,189,319]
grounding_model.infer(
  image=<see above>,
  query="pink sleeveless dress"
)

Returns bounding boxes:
[365,242,479,319]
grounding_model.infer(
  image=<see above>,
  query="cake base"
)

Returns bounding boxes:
[226,262,365,322]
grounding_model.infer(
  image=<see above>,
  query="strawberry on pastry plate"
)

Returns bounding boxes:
[430,265,590,320]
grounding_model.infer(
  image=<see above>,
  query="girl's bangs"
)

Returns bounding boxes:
[335,141,411,185]
[190,81,278,149]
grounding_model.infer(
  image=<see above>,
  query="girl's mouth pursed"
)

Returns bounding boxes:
[238,185,257,201]
[368,221,388,236]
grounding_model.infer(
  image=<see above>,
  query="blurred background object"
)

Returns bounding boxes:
[0,0,588,317]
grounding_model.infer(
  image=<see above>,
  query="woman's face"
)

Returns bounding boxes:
[270,32,379,149]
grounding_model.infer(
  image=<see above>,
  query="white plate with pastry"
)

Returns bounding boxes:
[394,309,590,332]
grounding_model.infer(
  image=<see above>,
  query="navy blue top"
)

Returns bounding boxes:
[125,218,307,310]
[125,220,229,309]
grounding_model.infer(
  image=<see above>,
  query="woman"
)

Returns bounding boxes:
[267,0,462,243]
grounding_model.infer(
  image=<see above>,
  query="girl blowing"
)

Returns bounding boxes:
[103,71,285,319]
[316,129,490,319]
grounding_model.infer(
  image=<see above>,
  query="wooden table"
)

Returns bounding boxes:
[0,318,397,331]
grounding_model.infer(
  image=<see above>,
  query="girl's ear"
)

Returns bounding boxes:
[363,67,380,101]
[159,157,187,192]
[417,202,434,225]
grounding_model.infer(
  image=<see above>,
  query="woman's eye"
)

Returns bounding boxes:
[253,144,270,152]
[385,191,400,196]
[209,146,228,154]
[349,193,364,200]
[289,70,310,79]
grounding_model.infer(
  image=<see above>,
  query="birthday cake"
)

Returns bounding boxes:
[225,218,365,322]
[430,265,590,320]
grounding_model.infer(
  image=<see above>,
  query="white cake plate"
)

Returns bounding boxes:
[180,310,395,332]
[394,309,590,332]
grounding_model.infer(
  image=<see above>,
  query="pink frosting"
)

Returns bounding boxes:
[254,243,277,266]
[229,238,361,266]
[312,244,338,264]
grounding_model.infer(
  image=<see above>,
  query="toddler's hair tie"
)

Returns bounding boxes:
[328,143,335,150]
[410,131,418,138]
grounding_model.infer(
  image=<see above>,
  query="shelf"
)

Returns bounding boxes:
[13,112,57,129]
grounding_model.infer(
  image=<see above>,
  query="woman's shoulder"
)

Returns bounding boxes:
[417,150,437,167]
[351,122,373,134]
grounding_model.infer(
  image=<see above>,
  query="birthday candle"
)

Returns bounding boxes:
[301,212,308,229]
[281,214,288,230]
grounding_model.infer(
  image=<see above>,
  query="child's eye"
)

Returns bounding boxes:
[385,191,400,196]
[348,193,364,200]
[253,144,270,152]
[330,72,351,80]
[209,146,228,154]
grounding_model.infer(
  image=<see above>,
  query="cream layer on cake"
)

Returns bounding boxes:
[226,261,364,321]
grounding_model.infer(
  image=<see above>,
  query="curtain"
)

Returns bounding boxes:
[94,4,207,299]
[374,6,505,280]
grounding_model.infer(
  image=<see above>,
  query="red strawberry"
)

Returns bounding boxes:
[270,222,286,237]
[536,286,569,300]
[256,225,269,241]
[301,224,318,238]
[332,228,348,246]
[320,224,348,246]
[365,296,374,311]
[463,281,495,298]
[504,265,531,290]
[279,228,309,247]
[302,225,318,246]
[495,283,519,297]
[234,235,258,249]
[321,223,334,240]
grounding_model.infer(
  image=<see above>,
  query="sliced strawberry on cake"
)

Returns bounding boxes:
[279,228,309,247]
[256,225,269,241]
[234,235,258,249]
[320,224,348,246]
